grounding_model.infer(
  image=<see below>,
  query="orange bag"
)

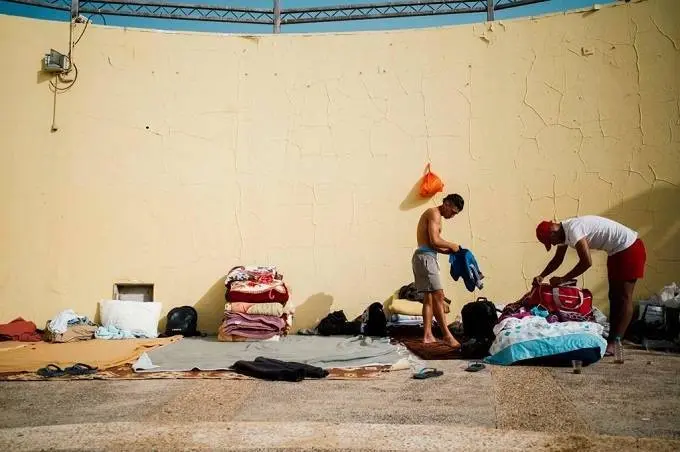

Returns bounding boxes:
[419,163,444,198]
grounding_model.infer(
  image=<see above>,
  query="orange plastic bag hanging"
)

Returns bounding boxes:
[419,163,444,198]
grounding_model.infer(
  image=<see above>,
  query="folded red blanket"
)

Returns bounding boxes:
[227,280,289,303]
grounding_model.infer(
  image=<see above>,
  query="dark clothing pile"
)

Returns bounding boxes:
[317,310,361,336]
[315,303,387,337]
[231,357,328,382]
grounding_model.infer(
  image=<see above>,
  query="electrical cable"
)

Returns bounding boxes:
[73,16,90,47]
[50,62,78,92]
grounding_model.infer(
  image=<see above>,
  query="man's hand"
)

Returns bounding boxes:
[532,276,544,287]
[549,276,564,287]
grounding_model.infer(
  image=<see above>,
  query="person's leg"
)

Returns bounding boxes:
[433,290,460,349]
[606,281,621,355]
[422,292,436,344]
[610,280,636,340]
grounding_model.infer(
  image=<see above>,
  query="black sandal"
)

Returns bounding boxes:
[37,364,65,378]
[413,367,444,379]
[64,363,98,376]
[465,362,486,372]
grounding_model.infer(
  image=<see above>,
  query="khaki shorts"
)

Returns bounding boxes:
[411,251,442,292]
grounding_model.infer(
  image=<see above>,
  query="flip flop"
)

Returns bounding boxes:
[37,364,65,378]
[64,363,98,376]
[465,362,486,372]
[413,368,443,379]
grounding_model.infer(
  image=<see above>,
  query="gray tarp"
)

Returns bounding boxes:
[133,335,407,372]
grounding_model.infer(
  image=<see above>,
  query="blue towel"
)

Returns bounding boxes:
[448,248,484,292]
[95,325,149,340]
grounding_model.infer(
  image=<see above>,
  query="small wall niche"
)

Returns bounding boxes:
[113,283,154,302]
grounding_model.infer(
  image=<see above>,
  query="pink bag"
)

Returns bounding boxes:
[529,281,593,318]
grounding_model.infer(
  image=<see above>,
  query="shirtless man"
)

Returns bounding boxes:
[412,194,464,347]
[533,215,646,355]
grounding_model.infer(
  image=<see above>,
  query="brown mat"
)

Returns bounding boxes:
[0,337,181,373]
[0,364,389,381]
[399,338,463,360]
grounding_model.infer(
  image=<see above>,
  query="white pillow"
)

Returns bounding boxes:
[99,300,162,338]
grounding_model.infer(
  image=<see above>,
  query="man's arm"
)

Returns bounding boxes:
[427,211,460,253]
[533,245,567,285]
[434,246,454,254]
[550,239,591,286]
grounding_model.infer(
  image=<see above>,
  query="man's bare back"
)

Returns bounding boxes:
[416,207,441,249]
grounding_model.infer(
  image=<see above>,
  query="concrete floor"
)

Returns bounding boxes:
[0,348,678,451]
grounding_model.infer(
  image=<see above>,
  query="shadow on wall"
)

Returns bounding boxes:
[192,276,228,334]
[293,292,334,331]
[399,178,431,211]
[592,185,680,313]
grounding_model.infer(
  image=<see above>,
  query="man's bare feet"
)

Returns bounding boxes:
[605,343,615,356]
[423,334,438,344]
[442,336,461,349]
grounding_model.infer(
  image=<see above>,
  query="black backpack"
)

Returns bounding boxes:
[461,297,499,340]
[164,306,202,337]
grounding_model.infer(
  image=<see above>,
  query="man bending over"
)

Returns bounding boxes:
[534,215,646,355]
[412,194,464,348]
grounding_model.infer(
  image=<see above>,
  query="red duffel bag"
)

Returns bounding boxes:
[529,281,593,320]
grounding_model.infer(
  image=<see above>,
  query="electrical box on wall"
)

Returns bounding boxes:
[42,49,69,73]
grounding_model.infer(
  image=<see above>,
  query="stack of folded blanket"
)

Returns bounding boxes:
[218,266,293,342]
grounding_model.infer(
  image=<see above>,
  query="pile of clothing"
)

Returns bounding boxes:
[383,283,451,327]
[45,309,97,343]
[0,318,42,342]
[218,266,293,342]
[303,302,387,337]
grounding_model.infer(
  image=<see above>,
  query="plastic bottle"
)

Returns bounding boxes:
[614,337,624,364]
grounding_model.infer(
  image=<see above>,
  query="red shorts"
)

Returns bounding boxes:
[607,239,646,281]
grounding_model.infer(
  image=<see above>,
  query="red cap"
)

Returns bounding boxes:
[536,221,553,251]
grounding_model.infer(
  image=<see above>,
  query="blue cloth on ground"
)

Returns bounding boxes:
[95,325,149,340]
[448,248,484,292]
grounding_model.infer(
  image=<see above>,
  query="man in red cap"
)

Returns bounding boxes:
[533,215,646,355]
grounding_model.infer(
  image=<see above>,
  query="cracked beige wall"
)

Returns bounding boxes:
[0,0,678,332]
